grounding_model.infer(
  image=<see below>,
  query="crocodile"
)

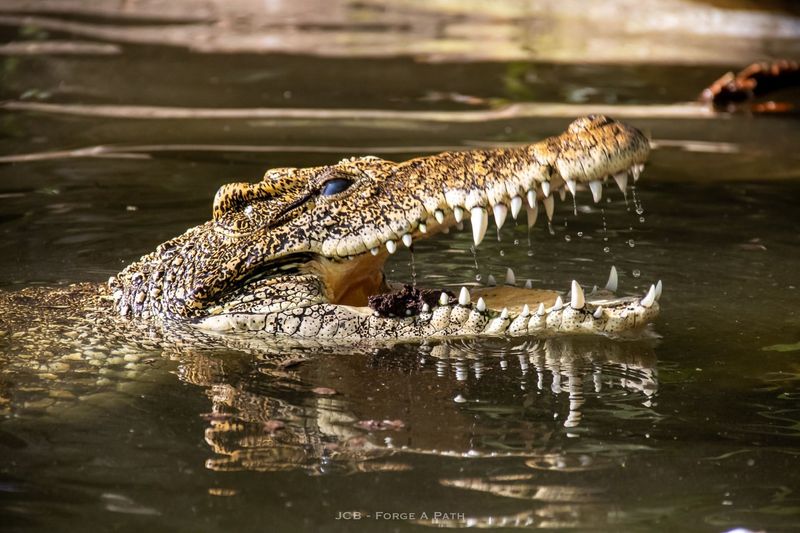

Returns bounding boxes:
[100,114,660,341]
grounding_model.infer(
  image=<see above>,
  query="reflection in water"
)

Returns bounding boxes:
[161,336,659,475]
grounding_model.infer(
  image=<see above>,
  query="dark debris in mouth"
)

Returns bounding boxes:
[368,284,454,318]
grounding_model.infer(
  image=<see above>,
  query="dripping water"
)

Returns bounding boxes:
[409,246,417,287]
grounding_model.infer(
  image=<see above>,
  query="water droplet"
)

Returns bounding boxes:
[632,269,641,278]
[564,235,572,242]
[499,250,505,257]
[639,216,646,223]
[627,239,635,248]
[577,231,583,237]
[513,239,520,246]
[527,250,534,257]
[635,207,644,215]
[603,246,611,253]
[475,274,482,282]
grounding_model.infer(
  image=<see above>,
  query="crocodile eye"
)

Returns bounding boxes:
[320,178,353,196]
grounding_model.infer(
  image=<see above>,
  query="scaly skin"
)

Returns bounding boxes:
[105,114,659,340]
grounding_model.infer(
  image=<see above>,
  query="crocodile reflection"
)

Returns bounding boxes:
[175,336,658,474]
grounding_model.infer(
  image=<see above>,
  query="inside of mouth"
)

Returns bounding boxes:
[366,284,560,318]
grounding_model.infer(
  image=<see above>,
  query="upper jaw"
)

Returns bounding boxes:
[318,115,649,259]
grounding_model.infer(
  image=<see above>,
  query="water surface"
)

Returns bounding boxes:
[1,2,800,532]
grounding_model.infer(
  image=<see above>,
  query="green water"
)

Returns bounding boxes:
[1,2,800,532]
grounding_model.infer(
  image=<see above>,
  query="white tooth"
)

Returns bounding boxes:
[641,284,656,308]
[524,279,532,289]
[543,195,554,221]
[591,285,598,294]
[421,303,430,313]
[541,181,551,197]
[500,307,508,320]
[605,265,618,292]
[402,234,413,247]
[589,181,603,203]
[370,247,380,256]
[613,172,628,193]
[632,163,644,182]
[471,207,489,246]
[559,188,567,202]
[456,222,464,231]
[593,306,603,319]
[453,206,464,223]
[655,280,663,300]
[487,274,497,286]
[526,205,538,228]
[493,204,508,230]
[505,267,516,286]
[439,292,449,306]
[476,297,486,312]
[553,296,563,310]
[386,240,397,254]
[570,280,585,309]
[565,179,577,197]
[442,227,450,234]
[419,223,427,234]
[521,304,531,317]
[434,209,445,224]
[526,189,536,208]
[458,286,470,306]
[510,196,523,219]
[536,303,545,315]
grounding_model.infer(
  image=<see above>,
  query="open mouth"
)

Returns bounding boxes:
[199,158,661,338]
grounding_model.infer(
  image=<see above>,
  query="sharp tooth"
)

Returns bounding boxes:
[386,240,397,254]
[476,297,486,312]
[524,279,532,289]
[591,285,598,294]
[471,207,488,246]
[655,280,663,300]
[421,303,430,313]
[589,180,603,203]
[510,196,523,219]
[505,267,516,286]
[541,181,551,197]
[487,274,497,286]
[526,205,538,228]
[536,303,545,315]
[593,306,604,319]
[418,223,427,234]
[605,265,618,292]
[553,296,563,310]
[456,222,464,231]
[526,189,536,208]
[439,292,449,306]
[442,227,450,234]
[500,307,508,320]
[458,286,471,306]
[565,179,577,197]
[493,203,508,230]
[521,304,531,317]
[453,206,464,223]
[402,234,413,247]
[370,247,380,256]
[434,209,445,224]
[632,164,644,182]
[570,280,585,309]
[559,188,567,201]
[613,172,628,193]
[543,195,554,221]
[641,284,656,308]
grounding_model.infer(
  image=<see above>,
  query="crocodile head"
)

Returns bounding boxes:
[110,115,660,339]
